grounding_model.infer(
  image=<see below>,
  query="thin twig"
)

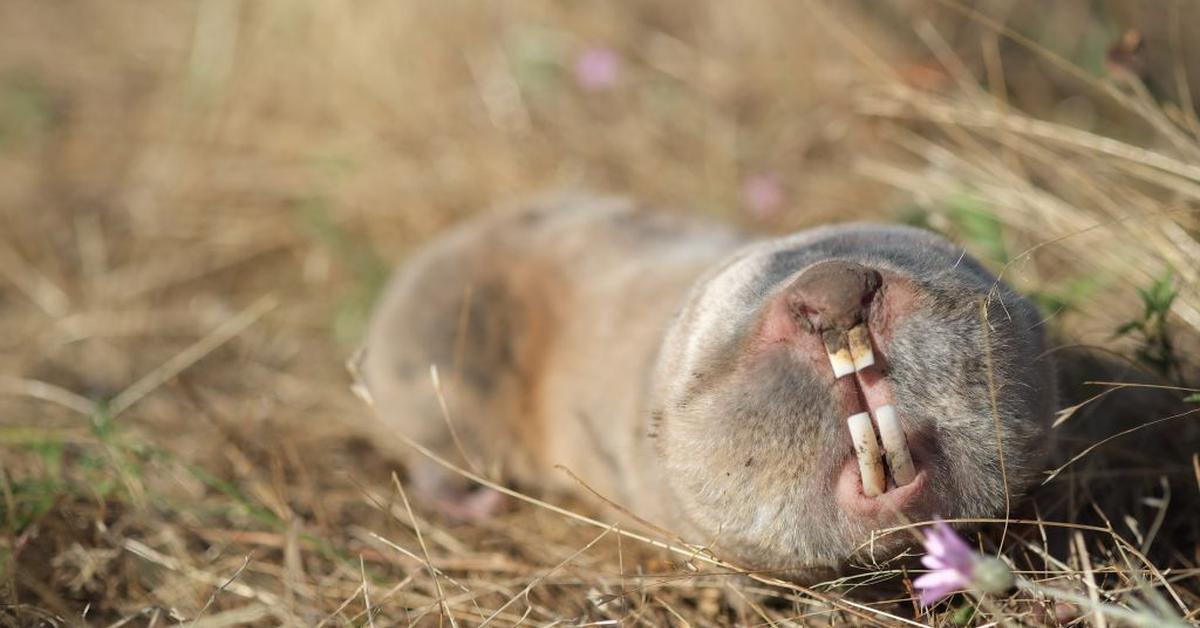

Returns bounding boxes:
[392,472,459,628]
[109,295,277,416]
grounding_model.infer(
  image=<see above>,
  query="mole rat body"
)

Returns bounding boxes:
[360,195,1056,577]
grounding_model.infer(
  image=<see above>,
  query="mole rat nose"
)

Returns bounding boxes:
[785,260,882,332]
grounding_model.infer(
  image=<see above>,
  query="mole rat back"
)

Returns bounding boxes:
[359,195,1056,578]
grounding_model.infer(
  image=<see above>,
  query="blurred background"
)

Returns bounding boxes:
[1,1,1198,625]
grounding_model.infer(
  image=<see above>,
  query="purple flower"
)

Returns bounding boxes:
[741,172,784,219]
[574,46,620,91]
[914,518,1014,606]
[914,519,977,605]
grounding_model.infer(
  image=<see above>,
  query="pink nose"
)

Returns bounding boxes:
[785,260,881,333]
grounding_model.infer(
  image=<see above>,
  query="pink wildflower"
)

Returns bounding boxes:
[914,518,1014,606]
[574,46,620,91]
[741,172,784,219]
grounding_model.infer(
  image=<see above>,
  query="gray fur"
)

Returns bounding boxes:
[361,196,1057,578]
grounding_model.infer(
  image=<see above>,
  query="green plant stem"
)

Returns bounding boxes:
[1017,578,1187,627]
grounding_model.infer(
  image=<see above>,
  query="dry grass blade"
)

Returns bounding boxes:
[979,299,1013,554]
[1073,532,1107,628]
[359,555,376,628]
[312,583,364,628]
[108,295,278,416]
[391,472,459,628]
[189,554,253,628]
[480,525,614,626]
[0,376,95,416]
[429,363,486,477]
[123,539,281,608]
[0,241,71,317]
[1043,407,1200,484]
[864,94,1200,183]
[188,605,272,628]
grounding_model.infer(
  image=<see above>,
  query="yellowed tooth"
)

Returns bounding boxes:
[822,331,855,379]
[847,412,886,497]
[847,324,875,372]
[874,405,916,486]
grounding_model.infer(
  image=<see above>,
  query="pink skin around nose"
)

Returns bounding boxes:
[752,268,920,363]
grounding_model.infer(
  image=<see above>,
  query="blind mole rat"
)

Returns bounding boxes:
[359,195,1056,579]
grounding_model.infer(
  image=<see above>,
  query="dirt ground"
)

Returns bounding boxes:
[1,1,1198,625]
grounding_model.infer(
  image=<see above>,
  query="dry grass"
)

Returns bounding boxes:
[0,1,1197,625]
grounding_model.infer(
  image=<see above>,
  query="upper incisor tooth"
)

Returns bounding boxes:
[823,331,855,378]
[847,324,875,371]
[847,412,886,497]
[874,404,916,485]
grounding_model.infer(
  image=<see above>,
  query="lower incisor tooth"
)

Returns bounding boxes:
[847,324,875,371]
[847,412,886,497]
[874,405,917,485]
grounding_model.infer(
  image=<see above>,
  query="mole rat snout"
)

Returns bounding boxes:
[782,259,916,499]
[785,260,882,333]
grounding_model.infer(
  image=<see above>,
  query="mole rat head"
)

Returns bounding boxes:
[650,223,1056,577]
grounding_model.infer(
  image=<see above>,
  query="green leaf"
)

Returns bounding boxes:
[1114,320,1143,336]
[89,401,116,440]
[507,25,564,92]
[1184,393,1200,403]
[1138,271,1177,315]
[949,194,1008,265]
[951,600,977,625]
[292,196,389,345]
[186,464,282,527]
[1032,276,1099,317]
[1136,285,1154,314]
[0,73,57,150]
[896,204,934,230]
